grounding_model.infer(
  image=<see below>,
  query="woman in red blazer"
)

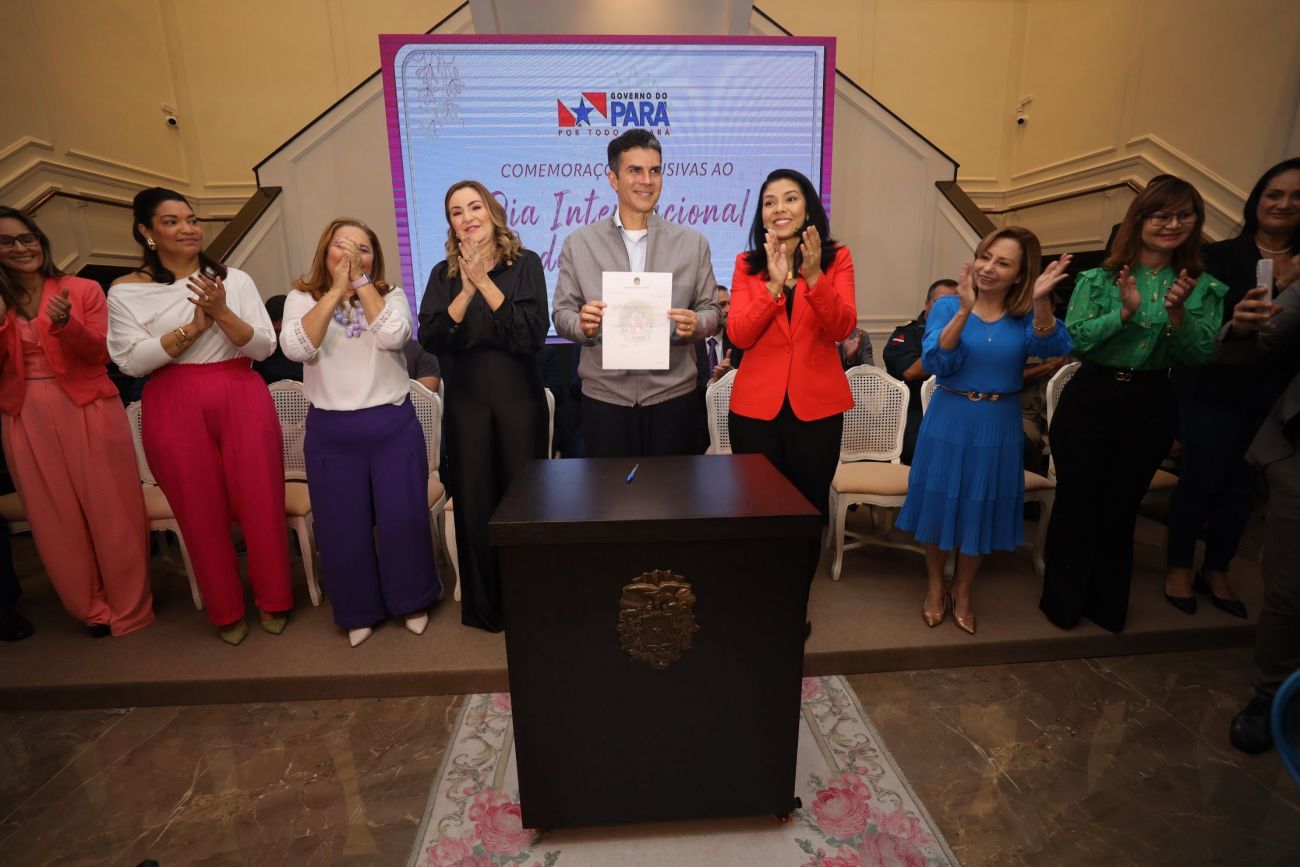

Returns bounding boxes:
[0,207,153,637]
[727,169,857,520]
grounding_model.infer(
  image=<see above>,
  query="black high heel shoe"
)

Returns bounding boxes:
[1193,570,1247,619]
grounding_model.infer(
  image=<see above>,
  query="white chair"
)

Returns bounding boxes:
[704,368,738,454]
[267,380,321,605]
[920,375,937,414]
[409,381,457,600]
[1022,474,1056,577]
[126,401,203,609]
[544,386,556,458]
[828,365,914,580]
[1043,360,1080,433]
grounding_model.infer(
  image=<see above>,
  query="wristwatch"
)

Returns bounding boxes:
[351,275,372,289]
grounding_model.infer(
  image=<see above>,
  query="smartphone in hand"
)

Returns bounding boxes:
[1258,258,1275,299]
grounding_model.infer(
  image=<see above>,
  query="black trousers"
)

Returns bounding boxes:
[1165,390,1272,572]
[0,522,16,612]
[1041,365,1176,632]
[582,390,703,458]
[445,351,547,631]
[0,462,17,612]
[1258,449,1300,696]
[900,403,922,466]
[729,399,844,520]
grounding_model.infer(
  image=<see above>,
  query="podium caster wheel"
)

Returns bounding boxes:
[773,797,803,822]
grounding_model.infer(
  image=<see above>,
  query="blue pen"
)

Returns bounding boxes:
[626,463,639,483]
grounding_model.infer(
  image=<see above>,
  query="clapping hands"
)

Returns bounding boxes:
[709,349,734,383]
[1163,269,1197,328]
[955,262,976,312]
[45,284,71,327]
[1032,253,1073,301]
[764,230,789,300]
[798,225,823,286]
[1116,266,1141,321]
[458,235,490,289]
[329,245,355,298]
[187,270,229,317]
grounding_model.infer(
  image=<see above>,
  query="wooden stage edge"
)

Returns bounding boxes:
[0,518,1259,711]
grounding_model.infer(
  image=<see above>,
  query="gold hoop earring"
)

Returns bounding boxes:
[145,238,157,251]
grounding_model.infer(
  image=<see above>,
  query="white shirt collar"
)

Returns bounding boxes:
[613,207,649,235]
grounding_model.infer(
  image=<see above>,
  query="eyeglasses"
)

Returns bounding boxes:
[0,233,40,249]
[1146,210,1196,227]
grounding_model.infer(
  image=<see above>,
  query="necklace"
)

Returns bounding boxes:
[972,310,998,343]
[1257,241,1289,255]
[332,303,367,338]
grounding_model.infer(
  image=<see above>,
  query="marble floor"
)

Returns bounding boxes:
[1,649,1296,866]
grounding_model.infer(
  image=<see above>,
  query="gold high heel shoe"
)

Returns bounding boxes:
[218,619,249,646]
[259,610,288,635]
[922,589,948,628]
[953,610,977,635]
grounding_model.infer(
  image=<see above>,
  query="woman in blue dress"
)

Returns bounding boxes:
[896,226,1072,634]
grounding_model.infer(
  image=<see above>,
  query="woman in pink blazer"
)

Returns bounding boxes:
[0,207,153,637]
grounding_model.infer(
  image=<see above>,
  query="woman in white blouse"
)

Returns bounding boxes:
[107,187,292,646]
[280,218,442,647]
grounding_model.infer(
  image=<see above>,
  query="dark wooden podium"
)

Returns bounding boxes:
[488,454,821,829]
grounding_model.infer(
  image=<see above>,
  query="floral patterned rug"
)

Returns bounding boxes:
[408,676,958,867]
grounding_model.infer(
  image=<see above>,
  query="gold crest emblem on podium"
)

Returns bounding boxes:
[618,570,699,669]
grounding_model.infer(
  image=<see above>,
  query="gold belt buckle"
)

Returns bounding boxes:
[966,390,983,401]
[1115,371,1133,382]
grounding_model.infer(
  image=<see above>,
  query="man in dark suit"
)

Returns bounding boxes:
[1217,276,1300,754]
[695,285,742,452]
[883,278,958,463]
[695,285,742,387]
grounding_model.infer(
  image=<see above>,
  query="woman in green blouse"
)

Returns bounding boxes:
[1040,175,1226,633]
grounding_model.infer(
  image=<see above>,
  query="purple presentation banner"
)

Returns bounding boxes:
[380,35,835,314]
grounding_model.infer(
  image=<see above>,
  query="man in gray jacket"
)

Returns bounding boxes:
[552,130,720,457]
[1217,279,1300,754]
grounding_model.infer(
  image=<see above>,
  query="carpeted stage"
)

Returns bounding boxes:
[1,515,1259,710]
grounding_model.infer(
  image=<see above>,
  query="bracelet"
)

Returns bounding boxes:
[351,275,372,290]
[175,325,190,343]
[1033,320,1056,334]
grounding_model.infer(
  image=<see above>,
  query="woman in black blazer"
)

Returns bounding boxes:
[418,180,549,633]
[1164,157,1300,617]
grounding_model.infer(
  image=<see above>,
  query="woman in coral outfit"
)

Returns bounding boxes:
[0,207,153,637]
[107,188,291,645]
[727,169,857,522]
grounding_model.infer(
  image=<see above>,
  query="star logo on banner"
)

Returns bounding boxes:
[571,97,595,126]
